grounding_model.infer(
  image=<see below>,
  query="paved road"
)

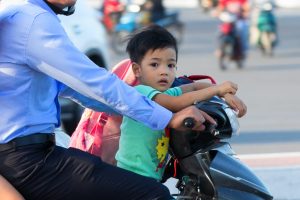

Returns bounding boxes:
[106,3,300,199]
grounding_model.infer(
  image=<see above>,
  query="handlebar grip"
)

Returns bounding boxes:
[183,117,195,129]
[183,118,219,135]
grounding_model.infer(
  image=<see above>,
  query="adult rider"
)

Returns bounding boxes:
[0,0,247,200]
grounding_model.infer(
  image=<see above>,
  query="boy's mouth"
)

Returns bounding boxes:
[158,79,169,85]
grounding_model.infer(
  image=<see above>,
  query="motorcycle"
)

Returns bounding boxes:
[217,11,244,70]
[256,2,277,56]
[100,0,125,33]
[163,97,273,200]
[110,4,184,54]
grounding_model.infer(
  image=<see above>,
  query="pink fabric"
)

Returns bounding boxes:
[69,59,137,165]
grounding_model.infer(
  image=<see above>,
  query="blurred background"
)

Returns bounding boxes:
[2,0,300,199]
[85,0,300,199]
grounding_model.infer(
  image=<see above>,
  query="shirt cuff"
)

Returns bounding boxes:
[148,105,173,130]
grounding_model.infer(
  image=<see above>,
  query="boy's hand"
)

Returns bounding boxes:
[223,93,247,118]
[216,81,238,96]
[168,106,216,131]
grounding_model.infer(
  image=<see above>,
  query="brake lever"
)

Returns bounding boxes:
[205,122,219,136]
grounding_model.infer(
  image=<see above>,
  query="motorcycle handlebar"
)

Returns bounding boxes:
[183,118,219,136]
[183,117,195,128]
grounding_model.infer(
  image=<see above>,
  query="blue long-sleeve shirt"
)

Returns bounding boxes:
[0,0,172,143]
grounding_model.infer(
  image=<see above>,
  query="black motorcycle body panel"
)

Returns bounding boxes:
[209,143,273,200]
[168,100,273,200]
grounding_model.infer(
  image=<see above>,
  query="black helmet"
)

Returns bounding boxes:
[44,0,75,16]
[195,96,240,138]
[169,96,240,159]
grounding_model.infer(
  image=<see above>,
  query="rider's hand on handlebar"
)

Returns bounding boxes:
[168,106,216,131]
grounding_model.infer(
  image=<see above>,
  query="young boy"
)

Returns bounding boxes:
[115,25,245,181]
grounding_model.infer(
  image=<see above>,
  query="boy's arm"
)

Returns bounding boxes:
[179,80,237,95]
[153,87,220,112]
[179,81,215,93]
[223,93,247,117]
[179,81,214,93]
[153,81,238,112]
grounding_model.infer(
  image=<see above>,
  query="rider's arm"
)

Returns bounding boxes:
[0,175,25,200]
[58,83,119,115]
[25,12,172,130]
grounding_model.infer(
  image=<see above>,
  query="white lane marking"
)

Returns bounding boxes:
[238,151,300,159]
[237,152,300,169]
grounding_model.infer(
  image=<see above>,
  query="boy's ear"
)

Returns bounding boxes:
[131,62,141,77]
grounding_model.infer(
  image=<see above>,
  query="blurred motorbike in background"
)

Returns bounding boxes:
[216,11,244,70]
[255,2,277,56]
[163,97,273,200]
[100,0,125,33]
[105,3,184,54]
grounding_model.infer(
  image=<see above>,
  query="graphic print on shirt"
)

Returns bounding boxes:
[155,135,169,171]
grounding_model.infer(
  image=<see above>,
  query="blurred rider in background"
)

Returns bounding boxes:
[216,0,250,58]
[101,0,125,32]
[142,0,166,23]
[249,0,277,46]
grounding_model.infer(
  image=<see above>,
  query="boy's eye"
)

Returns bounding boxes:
[150,63,159,67]
[168,64,176,68]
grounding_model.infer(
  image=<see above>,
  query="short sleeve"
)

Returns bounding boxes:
[135,85,182,99]
[164,87,182,96]
[135,85,161,100]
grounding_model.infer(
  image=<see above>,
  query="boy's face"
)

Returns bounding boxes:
[132,47,177,92]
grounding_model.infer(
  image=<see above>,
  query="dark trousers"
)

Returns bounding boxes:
[0,141,172,200]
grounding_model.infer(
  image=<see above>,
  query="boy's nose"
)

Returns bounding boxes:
[159,66,169,75]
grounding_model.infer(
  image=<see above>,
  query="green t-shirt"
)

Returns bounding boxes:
[115,85,182,181]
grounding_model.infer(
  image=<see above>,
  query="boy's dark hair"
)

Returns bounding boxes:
[126,25,178,64]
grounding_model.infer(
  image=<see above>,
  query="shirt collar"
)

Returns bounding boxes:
[27,0,59,20]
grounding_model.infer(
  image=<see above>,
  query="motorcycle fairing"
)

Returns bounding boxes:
[209,143,273,200]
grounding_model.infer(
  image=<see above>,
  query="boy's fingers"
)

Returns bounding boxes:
[199,110,216,125]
